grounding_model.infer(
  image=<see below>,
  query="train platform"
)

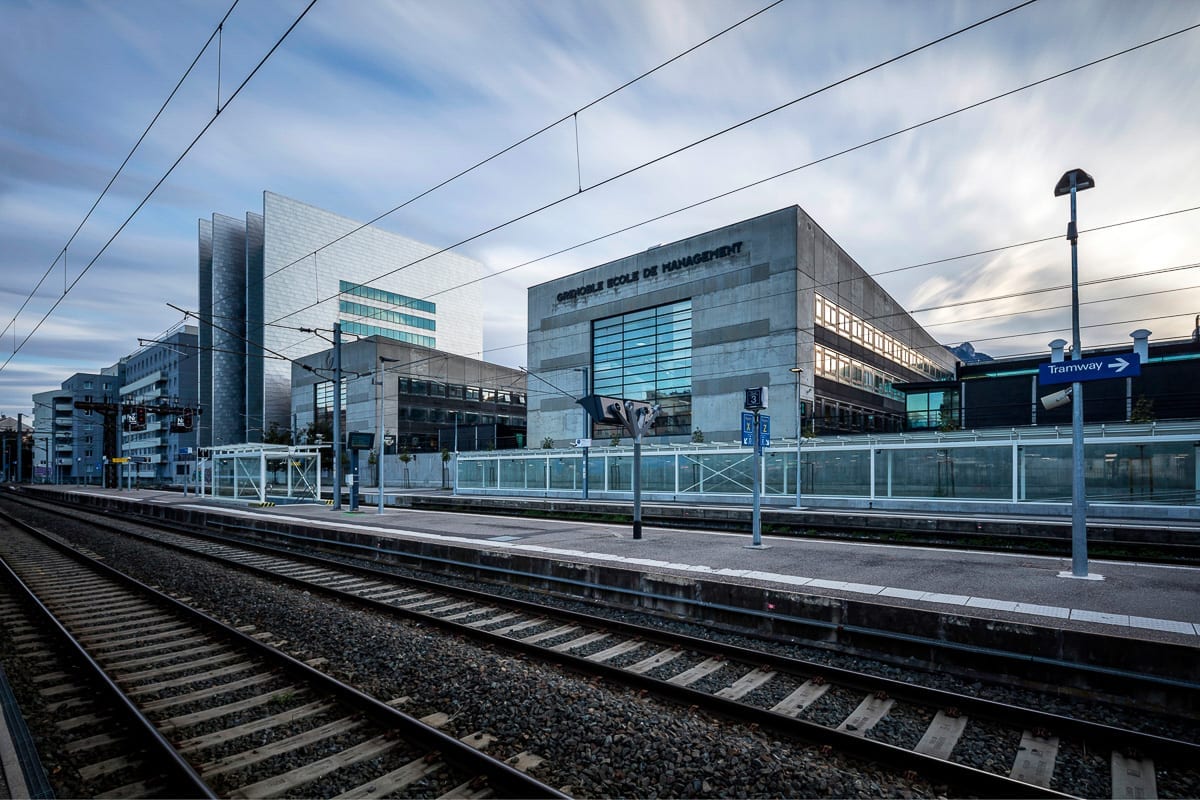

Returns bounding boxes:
[29,484,1200,653]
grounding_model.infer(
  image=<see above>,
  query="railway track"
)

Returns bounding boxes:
[7,495,1198,798]
[0,511,563,799]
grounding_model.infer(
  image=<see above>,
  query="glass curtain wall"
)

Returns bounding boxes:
[592,300,692,437]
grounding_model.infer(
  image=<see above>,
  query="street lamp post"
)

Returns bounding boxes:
[574,366,589,500]
[450,410,459,496]
[789,366,804,509]
[1054,167,1096,579]
[333,322,343,511]
[377,355,398,515]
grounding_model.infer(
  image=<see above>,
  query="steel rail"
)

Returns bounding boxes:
[0,506,567,800]
[0,521,216,799]
[21,499,1183,798]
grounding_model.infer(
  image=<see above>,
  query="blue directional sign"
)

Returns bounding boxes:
[741,412,770,449]
[1039,353,1141,386]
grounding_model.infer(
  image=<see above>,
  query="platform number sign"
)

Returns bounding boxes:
[744,386,768,411]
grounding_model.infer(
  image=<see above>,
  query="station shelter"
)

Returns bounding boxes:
[199,443,324,504]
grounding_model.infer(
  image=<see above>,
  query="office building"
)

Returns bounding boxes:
[199,192,488,447]
[526,205,955,446]
[32,366,122,484]
[290,336,526,456]
[119,324,200,483]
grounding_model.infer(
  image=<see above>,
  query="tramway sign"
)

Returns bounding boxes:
[1039,353,1141,386]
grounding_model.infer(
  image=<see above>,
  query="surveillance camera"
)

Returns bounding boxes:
[1040,388,1073,410]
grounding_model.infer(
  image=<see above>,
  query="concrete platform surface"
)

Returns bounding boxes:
[35,486,1200,648]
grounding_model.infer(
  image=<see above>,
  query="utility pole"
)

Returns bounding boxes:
[333,322,343,511]
[577,367,589,500]
[16,413,23,483]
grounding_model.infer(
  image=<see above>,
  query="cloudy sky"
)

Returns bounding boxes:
[1,0,1197,416]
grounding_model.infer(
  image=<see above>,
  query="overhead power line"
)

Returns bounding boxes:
[0,0,319,376]
[266,0,1042,330]
[276,14,1200,361]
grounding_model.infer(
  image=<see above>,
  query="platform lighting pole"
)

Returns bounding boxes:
[450,410,459,496]
[1055,168,1096,579]
[333,323,343,511]
[789,367,803,509]
[574,367,589,500]
[377,355,398,515]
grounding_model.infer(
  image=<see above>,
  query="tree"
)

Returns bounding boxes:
[441,448,452,489]
[691,428,705,443]
[264,422,292,445]
[541,436,555,449]
[609,432,621,446]
[399,448,412,489]
[1130,396,1156,423]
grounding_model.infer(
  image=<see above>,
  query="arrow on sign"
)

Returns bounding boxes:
[1108,357,1131,373]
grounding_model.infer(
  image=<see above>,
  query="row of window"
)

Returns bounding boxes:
[814,344,905,402]
[339,280,436,314]
[397,407,525,427]
[815,295,952,381]
[340,300,436,331]
[396,378,525,406]
[340,321,435,349]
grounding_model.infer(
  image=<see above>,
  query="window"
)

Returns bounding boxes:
[591,299,692,437]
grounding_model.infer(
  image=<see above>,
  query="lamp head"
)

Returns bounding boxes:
[1054,168,1095,196]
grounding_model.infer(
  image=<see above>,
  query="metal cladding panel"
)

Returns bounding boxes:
[245,211,265,442]
[198,218,213,447]
[210,214,247,446]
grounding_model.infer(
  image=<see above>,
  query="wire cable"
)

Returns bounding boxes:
[0,0,319,375]
[266,0,1043,330]
[0,0,241,346]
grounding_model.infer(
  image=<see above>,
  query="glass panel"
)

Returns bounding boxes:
[806,450,870,496]
[549,456,582,490]
[642,456,675,492]
[880,446,1011,499]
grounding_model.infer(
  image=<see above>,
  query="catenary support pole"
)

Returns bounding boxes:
[333,323,343,511]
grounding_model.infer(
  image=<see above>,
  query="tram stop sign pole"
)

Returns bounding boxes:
[578,395,660,539]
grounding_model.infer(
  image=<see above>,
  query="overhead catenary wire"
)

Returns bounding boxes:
[0,0,320,376]
[0,0,242,347]
[279,17,1200,366]
[265,0,1044,332]
[249,0,790,293]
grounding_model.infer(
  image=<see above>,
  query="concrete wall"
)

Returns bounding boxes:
[528,207,808,446]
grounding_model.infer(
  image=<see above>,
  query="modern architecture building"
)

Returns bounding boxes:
[290,336,527,459]
[119,324,200,484]
[526,205,955,446]
[32,366,122,484]
[199,192,488,447]
[900,330,1200,430]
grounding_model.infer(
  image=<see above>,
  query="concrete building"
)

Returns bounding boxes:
[119,324,200,484]
[290,337,526,485]
[199,192,488,447]
[32,366,122,484]
[900,331,1200,430]
[526,206,955,446]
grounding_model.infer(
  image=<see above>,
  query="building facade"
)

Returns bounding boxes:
[526,206,955,446]
[901,331,1200,431]
[32,366,122,484]
[290,336,527,457]
[200,192,488,447]
[119,324,200,484]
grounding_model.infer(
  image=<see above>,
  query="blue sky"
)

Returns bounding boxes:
[1,0,1198,416]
